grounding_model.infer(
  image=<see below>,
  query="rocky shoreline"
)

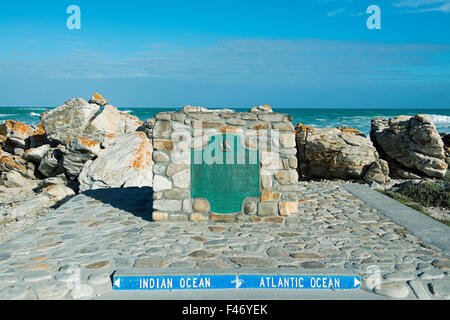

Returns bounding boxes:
[1,94,449,239]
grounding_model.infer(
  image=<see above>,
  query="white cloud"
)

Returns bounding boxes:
[0,39,448,85]
[393,0,450,13]
[326,8,345,16]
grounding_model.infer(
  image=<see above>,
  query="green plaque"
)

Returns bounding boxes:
[191,134,260,214]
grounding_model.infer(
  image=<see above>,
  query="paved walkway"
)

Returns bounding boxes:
[0,182,449,300]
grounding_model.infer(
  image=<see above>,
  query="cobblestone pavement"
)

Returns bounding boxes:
[0,182,449,300]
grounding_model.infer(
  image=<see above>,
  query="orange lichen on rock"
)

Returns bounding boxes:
[0,154,26,172]
[120,112,144,126]
[295,123,315,133]
[131,132,152,169]
[43,185,56,192]
[337,127,363,135]
[79,137,100,148]
[32,123,46,136]
[0,120,34,138]
[105,133,117,140]
[93,93,108,103]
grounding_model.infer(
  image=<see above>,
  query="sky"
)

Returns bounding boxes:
[0,0,449,109]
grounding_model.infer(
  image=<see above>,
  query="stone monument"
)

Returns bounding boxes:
[151,106,300,222]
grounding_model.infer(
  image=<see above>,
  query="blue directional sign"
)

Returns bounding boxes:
[113,275,361,291]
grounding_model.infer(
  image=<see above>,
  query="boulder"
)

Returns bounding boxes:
[137,118,155,140]
[22,144,51,164]
[0,147,32,178]
[83,105,125,142]
[250,105,273,112]
[88,93,109,107]
[62,138,101,179]
[295,124,385,181]
[181,105,234,113]
[371,114,448,178]
[120,112,143,133]
[28,123,49,148]
[78,132,153,191]
[82,105,143,142]
[40,98,100,144]
[0,120,34,148]
[363,159,390,185]
[0,171,37,189]
[38,147,65,178]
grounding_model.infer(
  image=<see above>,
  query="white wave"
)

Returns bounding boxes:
[29,112,41,117]
[120,110,133,114]
[428,114,450,124]
[0,114,13,117]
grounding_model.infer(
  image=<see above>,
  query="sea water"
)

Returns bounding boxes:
[1,106,449,137]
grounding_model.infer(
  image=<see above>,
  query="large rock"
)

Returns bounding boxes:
[83,105,143,142]
[120,112,143,133]
[88,93,109,107]
[38,147,65,178]
[250,105,273,112]
[371,114,448,178]
[137,118,155,139]
[83,105,125,142]
[62,138,101,179]
[78,132,153,191]
[296,125,384,181]
[0,120,35,148]
[363,159,390,185]
[22,144,51,164]
[0,147,33,178]
[41,98,100,144]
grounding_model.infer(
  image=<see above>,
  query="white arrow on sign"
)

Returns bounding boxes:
[114,278,121,288]
[354,277,360,287]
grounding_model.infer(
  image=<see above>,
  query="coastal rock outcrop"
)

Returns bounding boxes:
[78,131,153,191]
[295,125,389,183]
[250,105,273,112]
[1,93,154,227]
[137,118,155,140]
[371,114,448,179]
[62,138,101,179]
[82,105,143,142]
[0,120,34,149]
[89,93,109,107]
[41,98,100,144]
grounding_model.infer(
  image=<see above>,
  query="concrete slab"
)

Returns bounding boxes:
[341,184,450,256]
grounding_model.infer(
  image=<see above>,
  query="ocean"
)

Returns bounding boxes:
[1,106,450,137]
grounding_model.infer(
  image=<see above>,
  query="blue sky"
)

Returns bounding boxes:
[0,0,449,108]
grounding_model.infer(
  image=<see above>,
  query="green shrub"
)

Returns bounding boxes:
[395,181,450,208]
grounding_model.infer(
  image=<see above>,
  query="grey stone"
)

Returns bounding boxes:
[153,199,182,212]
[153,121,171,139]
[71,284,94,299]
[257,114,283,122]
[408,280,432,300]
[153,151,170,163]
[430,280,450,296]
[257,202,277,217]
[266,247,290,258]
[431,259,450,270]
[134,257,167,268]
[375,283,411,299]
[228,257,275,268]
